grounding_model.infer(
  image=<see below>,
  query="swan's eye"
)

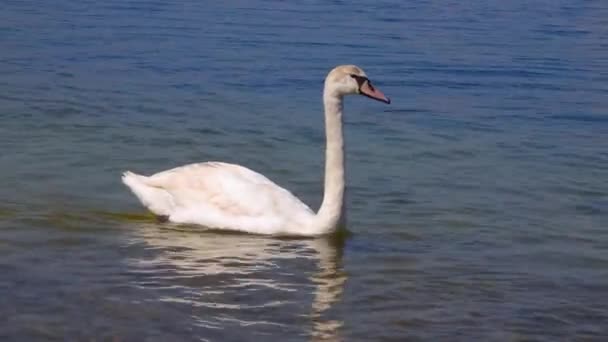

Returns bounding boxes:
[349,74,367,87]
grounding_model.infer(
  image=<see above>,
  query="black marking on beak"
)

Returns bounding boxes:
[350,74,369,90]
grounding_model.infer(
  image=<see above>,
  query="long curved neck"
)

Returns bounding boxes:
[313,88,346,234]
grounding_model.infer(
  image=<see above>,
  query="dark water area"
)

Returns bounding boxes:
[1,0,607,340]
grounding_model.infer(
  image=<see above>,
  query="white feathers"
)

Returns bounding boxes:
[123,162,315,235]
[122,65,385,236]
[122,171,175,217]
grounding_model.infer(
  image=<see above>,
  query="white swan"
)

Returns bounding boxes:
[122,65,390,236]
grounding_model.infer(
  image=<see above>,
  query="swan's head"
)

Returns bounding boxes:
[324,65,390,104]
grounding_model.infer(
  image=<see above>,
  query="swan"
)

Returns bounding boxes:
[122,65,390,236]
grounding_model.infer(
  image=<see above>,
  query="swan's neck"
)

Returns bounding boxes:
[313,89,346,234]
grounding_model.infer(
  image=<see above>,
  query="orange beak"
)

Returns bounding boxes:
[360,81,390,104]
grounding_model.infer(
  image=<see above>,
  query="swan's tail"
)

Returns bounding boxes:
[122,171,174,217]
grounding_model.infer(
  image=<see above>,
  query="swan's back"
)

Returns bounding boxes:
[122,162,314,235]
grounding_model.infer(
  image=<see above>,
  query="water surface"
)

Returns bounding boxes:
[1,0,607,340]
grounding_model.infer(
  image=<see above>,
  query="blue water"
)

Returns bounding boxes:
[1,1,607,340]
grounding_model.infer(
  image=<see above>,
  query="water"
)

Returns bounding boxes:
[1,0,607,340]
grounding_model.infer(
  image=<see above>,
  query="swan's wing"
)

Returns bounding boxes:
[136,162,314,233]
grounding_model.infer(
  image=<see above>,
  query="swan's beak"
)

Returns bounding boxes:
[360,81,391,104]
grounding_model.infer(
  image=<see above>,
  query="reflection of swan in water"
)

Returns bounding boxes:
[308,234,347,341]
[124,222,347,339]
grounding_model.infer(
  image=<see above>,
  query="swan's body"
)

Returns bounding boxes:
[122,162,315,235]
[122,65,390,236]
